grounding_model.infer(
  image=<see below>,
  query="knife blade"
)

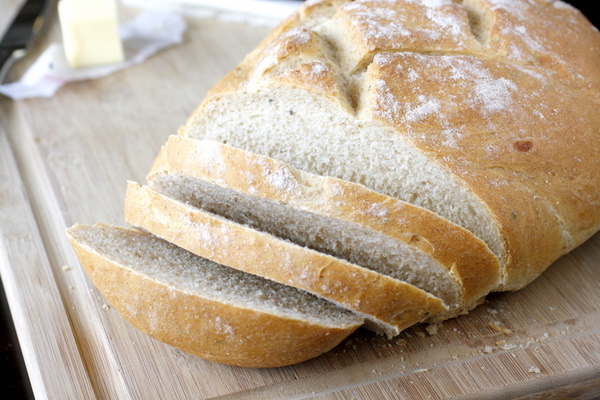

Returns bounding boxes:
[0,0,50,83]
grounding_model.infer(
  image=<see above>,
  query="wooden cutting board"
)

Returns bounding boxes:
[1,2,599,399]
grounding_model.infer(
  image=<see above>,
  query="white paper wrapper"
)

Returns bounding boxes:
[122,0,301,26]
[0,10,187,100]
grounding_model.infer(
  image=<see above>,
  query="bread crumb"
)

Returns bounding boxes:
[61,265,73,271]
[528,366,541,374]
[426,323,442,335]
[415,331,426,338]
[483,346,494,354]
[414,368,429,373]
[489,321,512,334]
[487,308,499,315]
[499,343,518,351]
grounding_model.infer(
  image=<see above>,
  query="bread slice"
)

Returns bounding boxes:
[178,0,600,291]
[147,136,500,319]
[124,182,446,337]
[66,223,363,368]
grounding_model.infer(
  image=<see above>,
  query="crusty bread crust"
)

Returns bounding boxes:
[125,182,447,337]
[67,224,361,368]
[150,136,501,315]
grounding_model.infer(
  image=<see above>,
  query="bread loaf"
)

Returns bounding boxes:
[148,136,501,319]
[180,0,600,291]
[66,0,600,368]
[66,224,362,367]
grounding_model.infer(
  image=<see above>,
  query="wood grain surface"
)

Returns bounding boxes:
[1,1,599,399]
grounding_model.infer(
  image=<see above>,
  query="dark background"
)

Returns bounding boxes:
[0,1,597,399]
[569,1,597,26]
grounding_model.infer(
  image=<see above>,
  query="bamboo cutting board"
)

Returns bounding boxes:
[1,2,600,399]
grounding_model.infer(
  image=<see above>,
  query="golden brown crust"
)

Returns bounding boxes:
[364,46,600,290]
[67,225,360,368]
[180,0,600,291]
[151,136,500,309]
[124,182,447,336]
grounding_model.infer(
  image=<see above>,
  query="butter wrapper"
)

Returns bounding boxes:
[0,10,186,100]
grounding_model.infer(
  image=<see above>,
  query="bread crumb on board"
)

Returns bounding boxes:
[496,340,518,351]
[426,323,442,335]
[528,366,541,374]
[489,321,512,334]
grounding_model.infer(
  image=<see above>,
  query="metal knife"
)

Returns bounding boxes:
[0,0,50,83]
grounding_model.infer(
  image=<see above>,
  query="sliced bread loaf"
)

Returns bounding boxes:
[66,223,363,368]
[147,136,500,319]
[124,182,447,337]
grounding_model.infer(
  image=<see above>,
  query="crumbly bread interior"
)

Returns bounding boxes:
[150,173,462,309]
[68,224,362,328]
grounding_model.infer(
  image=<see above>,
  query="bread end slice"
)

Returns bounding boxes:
[66,223,362,368]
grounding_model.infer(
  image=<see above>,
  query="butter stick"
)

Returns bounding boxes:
[58,0,124,68]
